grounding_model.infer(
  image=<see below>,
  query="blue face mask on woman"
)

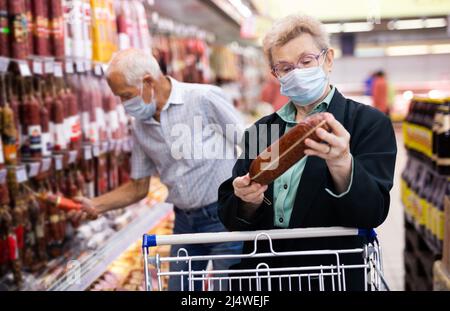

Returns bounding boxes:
[122,82,157,121]
[279,65,329,107]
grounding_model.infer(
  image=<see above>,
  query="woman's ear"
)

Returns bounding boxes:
[324,48,334,73]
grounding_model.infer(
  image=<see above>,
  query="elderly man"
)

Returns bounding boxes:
[70,48,244,291]
[218,15,397,290]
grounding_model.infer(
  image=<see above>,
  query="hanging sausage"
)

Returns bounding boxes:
[49,0,65,59]
[8,0,29,60]
[0,0,9,57]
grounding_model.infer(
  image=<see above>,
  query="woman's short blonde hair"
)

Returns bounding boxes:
[262,14,330,66]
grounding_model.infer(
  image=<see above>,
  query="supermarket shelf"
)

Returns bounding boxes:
[47,201,173,291]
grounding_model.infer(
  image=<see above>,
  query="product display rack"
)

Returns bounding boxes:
[47,201,172,291]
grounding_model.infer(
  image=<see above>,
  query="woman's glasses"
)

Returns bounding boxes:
[272,49,328,78]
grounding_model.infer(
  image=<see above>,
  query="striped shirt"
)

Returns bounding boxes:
[130,77,244,209]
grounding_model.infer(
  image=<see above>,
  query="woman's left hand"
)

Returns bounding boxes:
[304,113,352,193]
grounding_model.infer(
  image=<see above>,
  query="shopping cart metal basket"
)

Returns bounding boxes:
[142,227,389,291]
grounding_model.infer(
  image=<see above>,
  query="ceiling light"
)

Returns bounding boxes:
[393,19,424,30]
[229,0,252,18]
[385,45,429,56]
[424,18,447,28]
[403,91,414,101]
[428,90,443,99]
[430,44,450,54]
[323,23,342,33]
[342,22,374,33]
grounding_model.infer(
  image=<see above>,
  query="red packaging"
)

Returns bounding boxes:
[14,225,24,249]
[25,0,33,56]
[49,0,64,58]
[7,233,18,260]
[32,0,50,56]
[0,0,9,57]
[8,0,29,59]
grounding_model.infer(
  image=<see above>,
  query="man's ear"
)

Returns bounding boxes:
[142,74,154,86]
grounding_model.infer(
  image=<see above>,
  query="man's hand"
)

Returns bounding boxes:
[233,173,268,206]
[67,197,100,223]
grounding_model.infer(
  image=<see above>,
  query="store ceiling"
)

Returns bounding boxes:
[251,0,450,22]
[152,0,254,45]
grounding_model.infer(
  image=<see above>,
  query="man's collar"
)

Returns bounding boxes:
[164,76,184,110]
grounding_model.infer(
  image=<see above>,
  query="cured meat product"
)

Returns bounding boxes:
[249,113,331,185]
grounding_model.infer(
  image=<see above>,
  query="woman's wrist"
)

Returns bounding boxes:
[327,152,352,193]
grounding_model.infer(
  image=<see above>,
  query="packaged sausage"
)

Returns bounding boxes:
[32,0,50,56]
[249,112,331,185]
[62,0,72,58]
[0,0,9,57]
[49,0,65,59]
[8,0,29,59]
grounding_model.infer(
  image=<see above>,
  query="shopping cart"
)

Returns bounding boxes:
[142,227,390,291]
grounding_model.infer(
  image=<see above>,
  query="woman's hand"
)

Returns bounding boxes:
[233,173,268,206]
[304,113,352,193]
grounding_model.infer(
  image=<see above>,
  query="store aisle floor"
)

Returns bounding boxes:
[377,123,406,291]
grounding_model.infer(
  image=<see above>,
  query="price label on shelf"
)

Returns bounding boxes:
[53,62,63,77]
[92,144,100,157]
[33,60,43,75]
[76,60,85,73]
[27,162,41,178]
[0,57,10,73]
[44,60,54,74]
[0,169,7,184]
[54,155,64,171]
[84,60,92,72]
[68,150,78,164]
[94,64,103,76]
[16,166,28,183]
[40,157,52,173]
[65,61,74,74]
[18,61,31,77]
[84,145,93,160]
[101,141,109,154]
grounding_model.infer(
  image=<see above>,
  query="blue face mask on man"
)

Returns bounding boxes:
[279,63,329,107]
[122,82,157,121]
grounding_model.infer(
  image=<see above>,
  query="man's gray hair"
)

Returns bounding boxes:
[106,48,162,86]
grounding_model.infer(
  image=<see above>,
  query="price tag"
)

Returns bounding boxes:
[44,60,54,73]
[18,61,31,77]
[122,137,132,152]
[92,144,100,157]
[54,155,64,171]
[76,60,85,73]
[84,145,93,160]
[0,169,7,184]
[27,162,41,178]
[0,56,10,73]
[16,166,28,183]
[108,140,116,152]
[68,150,78,164]
[94,64,103,76]
[101,64,108,75]
[33,60,43,75]
[65,61,74,74]
[101,141,109,154]
[115,139,122,153]
[53,62,63,77]
[40,157,52,173]
[84,60,92,72]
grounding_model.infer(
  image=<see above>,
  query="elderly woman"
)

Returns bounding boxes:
[218,15,397,290]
